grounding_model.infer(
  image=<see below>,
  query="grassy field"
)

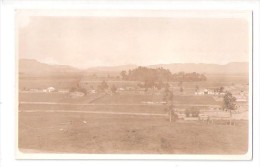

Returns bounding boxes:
[20,103,166,114]
[19,112,248,154]
[19,77,78,89]
[19,73,249,90]
[19,93,103,103]
[19,93,220,105]
[18,74,249,154]
[19,93,220,114]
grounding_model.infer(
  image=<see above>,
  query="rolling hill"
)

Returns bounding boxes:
[86,62,249,74]
[148,62,249,74]
[19,59,249,76]
[19,59,80,76]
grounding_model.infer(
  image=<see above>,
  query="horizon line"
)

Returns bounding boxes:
[19,58,249,70]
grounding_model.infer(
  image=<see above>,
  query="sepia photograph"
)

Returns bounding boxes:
[16,10,252,159]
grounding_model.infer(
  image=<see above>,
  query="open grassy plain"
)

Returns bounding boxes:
[19,112,248,154]
[18,73,249,154]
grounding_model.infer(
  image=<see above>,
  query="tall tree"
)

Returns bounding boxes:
[120,71,127,80]
[195,85,199,92]
[110,84,117,94]
[219,86,224,93]
[223,91,237,125]
[163,85,175,122]
[99,80,109,91]
[223,91,236,111]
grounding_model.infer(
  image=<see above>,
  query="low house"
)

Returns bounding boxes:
[46,87,55,93]
[58,89,69,93]
[116,88,125,93]
[203,89,215,95]
[219,92,226,96]
[195,89,210,95]
[195,91,204,95]
[69,91,85,98]
[195,89,220,96]
[89,89,96,94]
[234,95,247,102]
[176,113,186,119]
[126,87,135,91]
[29,88,39,92]
[118,87,125,91]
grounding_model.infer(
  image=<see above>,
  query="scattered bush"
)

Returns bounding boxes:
[185,107,200,117]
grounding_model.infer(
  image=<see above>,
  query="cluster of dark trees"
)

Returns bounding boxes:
[98,81,117,93]
[223,92,237,111]
[70,80,118,94]
[214,86,225,93]
[120,67,207,83]
[172,72,207,82]
[185,107,200,117]
[69,79,87,94]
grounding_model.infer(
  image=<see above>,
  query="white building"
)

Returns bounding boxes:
[58,89,69,93]
[69,91,85,98]
[89,89,96,94]
[46,87,55,92]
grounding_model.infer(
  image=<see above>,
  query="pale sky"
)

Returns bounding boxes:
[18,10,251,68]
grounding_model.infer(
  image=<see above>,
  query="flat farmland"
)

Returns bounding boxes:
[19,93,220,105]
[20,103,166,114]
[19,73,249,90]
[19,112,248,154]
[19,93,105,103]
[177,74,249,89]
[19,77,78,89]
[92,94,219,105]
[18,74,249,155]
[19,93,220,115]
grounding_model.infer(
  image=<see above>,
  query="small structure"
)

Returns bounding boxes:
[29,88,39,92]
[195,91,204,95]
[203,89,215,95]
[69,91,85,98]
[118,87,125,91]
[126,87,135,91]
[42,89,48,93]
[89,89,96,94]
[195,88,221,96]
[58,89,69,93]
[184,117,199,121]
[219,92,226,96]
[176,113,186,119]
[234,95,247,102]
[46,87,55,93]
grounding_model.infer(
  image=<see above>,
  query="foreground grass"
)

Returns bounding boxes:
[19,112,248,154]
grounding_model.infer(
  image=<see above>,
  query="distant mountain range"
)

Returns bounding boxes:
[19,59,80,75]
[19,59,249,76]
[85,62,249,74]
[148,62,249,74]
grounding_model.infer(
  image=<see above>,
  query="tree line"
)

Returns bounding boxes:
[120,66,207,83]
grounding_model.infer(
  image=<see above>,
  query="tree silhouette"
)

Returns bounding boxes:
[99,80,109,91]
[195,85,199,92]
[110,84,117,94]
[120,71,127,80]
[163,85,175,122]
[223,91,237,111]
[223,91,237,125]
[120,66,207,83]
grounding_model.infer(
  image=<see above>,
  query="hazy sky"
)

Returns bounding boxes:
[18,10,251,68]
